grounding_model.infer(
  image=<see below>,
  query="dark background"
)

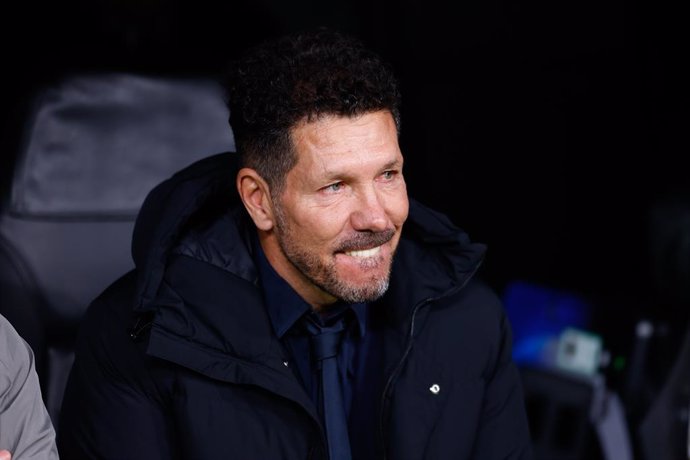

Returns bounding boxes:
[1,0,688,446]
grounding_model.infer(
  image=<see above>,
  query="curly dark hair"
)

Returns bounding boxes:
[224,27,402,194]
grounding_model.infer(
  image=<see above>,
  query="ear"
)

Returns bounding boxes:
[236,168,276,231]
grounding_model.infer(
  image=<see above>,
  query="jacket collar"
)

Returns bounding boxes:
[386,198,486,324]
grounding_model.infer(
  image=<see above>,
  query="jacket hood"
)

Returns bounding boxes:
[132,152,242,312]
[131,152,486,314]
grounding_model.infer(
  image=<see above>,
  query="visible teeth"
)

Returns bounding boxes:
[345,246,381,258]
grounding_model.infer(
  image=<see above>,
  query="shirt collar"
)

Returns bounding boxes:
[254,238,310,338]
[253,236,368,338]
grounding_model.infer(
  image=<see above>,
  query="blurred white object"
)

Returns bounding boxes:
[555,327,603,376]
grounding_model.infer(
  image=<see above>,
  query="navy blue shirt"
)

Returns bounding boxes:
[254,240,383,458]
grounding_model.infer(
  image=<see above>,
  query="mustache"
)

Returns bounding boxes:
[334,229,396,253]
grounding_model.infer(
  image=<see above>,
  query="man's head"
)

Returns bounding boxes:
[230,28,409,311]
[225,27,402,195]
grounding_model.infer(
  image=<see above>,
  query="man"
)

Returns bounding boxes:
[57,28,532,459]
[0,313,59,460]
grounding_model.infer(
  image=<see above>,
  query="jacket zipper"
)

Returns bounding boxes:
[378,260,482,460]
[378,298,426,460]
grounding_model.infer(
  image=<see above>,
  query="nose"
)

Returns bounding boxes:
[350,187,390,232]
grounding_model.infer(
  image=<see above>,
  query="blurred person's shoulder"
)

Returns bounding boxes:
[0,313,32,372]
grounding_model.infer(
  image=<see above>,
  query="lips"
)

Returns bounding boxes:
[335,229,395,255]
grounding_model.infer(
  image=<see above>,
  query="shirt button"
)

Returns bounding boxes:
[429,383,441,394]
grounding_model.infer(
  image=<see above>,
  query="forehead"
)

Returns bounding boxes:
[290,111,401,173]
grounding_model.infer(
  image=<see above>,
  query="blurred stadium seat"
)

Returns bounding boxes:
[0,72,234,427]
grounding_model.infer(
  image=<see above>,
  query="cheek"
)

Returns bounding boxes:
[289,208,347,244]
[388,193,410,226]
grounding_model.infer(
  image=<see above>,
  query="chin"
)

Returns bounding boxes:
[332,270,392,303]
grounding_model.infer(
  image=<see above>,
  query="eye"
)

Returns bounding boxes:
[381,170,397,181]
[323,182,344,193]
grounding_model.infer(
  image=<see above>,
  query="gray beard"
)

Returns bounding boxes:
[273,203,393,303]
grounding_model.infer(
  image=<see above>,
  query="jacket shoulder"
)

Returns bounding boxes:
[78,270,140,340]
[424,278,513,375]
[441,277,505,323]
[64,269,169,410]
[58,270,177,457]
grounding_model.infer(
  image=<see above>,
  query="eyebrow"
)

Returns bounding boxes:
[381,158,403,170]
[319,157,403,181]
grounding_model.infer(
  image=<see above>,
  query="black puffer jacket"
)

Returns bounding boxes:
[57,152,533,459]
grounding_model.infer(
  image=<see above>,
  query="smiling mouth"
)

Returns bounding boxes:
[336,229,395,258]
[344,246,382,258]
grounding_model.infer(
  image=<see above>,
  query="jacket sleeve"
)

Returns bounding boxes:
[57,277,177,460]
[471,309,534,460]
[0,314,58,460]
